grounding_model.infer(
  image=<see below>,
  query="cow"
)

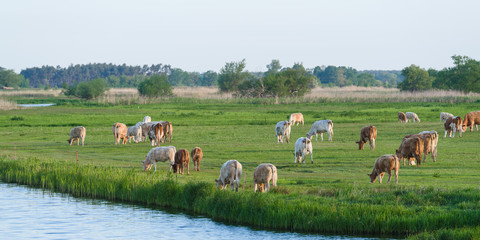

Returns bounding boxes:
[112,122,128,145]
[127,125,142,143]
[67,126,86,146]
[306,119,333,141]
[142,146,176,172]
[356,125,377,150]
[398,112,407,123]
[294,137,313,164]
[172,149,190,175]
[253,163,277,193]
[161,121,173,143]
[396,136,424,166]
[368,154,399,184]
[289,113,304,126]
[463,111,480,132]
[215,160,242,192]
[406,112,420,123]
[444,116,463,138]
[275,120,292,143]
[404,133,436,163]
[418,130,439,162]
[190,147,203,171]
[440,112,454,122]
[143,116,151,123]
[148,123,164,146]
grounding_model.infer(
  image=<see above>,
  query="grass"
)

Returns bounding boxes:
[0,95,480,238]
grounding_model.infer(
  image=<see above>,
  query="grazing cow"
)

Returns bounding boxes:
[294,137,313,164]
[396,136,424,166]
[404,133,436,163]
[398,112,407,123]
[161,121,173,143]
[143,116,151,123]
[444,116,463,138]
[463,111,480,132]
[67,126,86,146]
[112,122,128,145]
[172,149,190,175]
[142,146,176,172]
[215,160,242,192]
[289,113,304,126]
[406,112,420,123]
[275,120,292,143]
[440,112,454,122]
[418,130,439,162]
[190,147,203,171]
[356,125,377,150]
[253,163,277,193]
[127,125,142,143]
[148,123,164,146]
[306,119,333,141]
[368,155,399,184]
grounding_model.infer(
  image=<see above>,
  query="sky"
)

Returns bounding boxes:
[1,0,480,73]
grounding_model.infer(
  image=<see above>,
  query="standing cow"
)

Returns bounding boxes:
[253,163,278,193]
[191,147,203,171]
[396,136,424,166]
[172,149,190,175]
[67,126,86,146]
[127,125,142,143]
[368,154,399,184]
[306,119,333,141]
[294,137,313,164]
[148,123,164,146]
[275,120,292,143]
[289,113,304,126]
[143,116,151,123]
[440,112,454,122]
[142,146,176,172]
[406,112,421,123]
[398,112,407,123]
[215,160,242,192]
[404,133,436,163]
[356,125,377,150]
[419,130,439,162]
[463,111,480,132]
[444,116,463,138]
[112,122,128,145]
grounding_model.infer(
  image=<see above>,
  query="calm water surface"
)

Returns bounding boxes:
[0,183,389,240]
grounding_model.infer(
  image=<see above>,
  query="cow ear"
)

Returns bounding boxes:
[303,139,306,143]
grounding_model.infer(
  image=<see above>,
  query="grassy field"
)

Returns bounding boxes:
[1,94,480,238]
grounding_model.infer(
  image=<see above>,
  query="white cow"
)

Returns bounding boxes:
[142,146,176,172]
[127,125,142,143]
[275,120,292,143]
[67,126,86,146]
[419,130,439,162]
[294,137,313,164]
[253,163,278,193]
[406,112,420,123]
[306,119,333,141]
[215,160,242,192]
[143,116,152,123]
[440,112,454,122]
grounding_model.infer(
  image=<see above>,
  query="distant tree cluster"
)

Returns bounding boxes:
[312,66,401,88]
[0,67,27,88]
[137,75,173,97]
[63,78,108,100]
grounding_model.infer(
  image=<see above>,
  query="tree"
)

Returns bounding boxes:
[138,75,173,97]
[75,78,108,99]
[0,67,24,87]
[433,55,480,93]
[266,59,282,75]
[397,64,433,91]
[218,59,251,92]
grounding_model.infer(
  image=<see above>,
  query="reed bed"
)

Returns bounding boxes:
[0,89,62,98]
[1,157,479,238]
[0,98,19,110]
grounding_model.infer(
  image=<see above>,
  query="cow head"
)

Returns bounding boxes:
[462,124,468,132]
[356,140,364,150]
[305,133,313,140]
[368,172,378,183]
[67,139,72,144]
[395,149,401,159]
[215,179,224,189]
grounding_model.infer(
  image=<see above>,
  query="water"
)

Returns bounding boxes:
[18,103,56,107]
[0,183,387,240]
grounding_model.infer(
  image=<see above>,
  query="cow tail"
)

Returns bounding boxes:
[329,120,334,136]
[114,123,119,143]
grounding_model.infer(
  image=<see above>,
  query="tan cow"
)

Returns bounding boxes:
[190,147,203,171]
[406,112,420,123]
[444,116,463,138]
[289,113,304,126]
[396,136,424,166]
[463,111,480,132]
[67,126,86,146]
[172,149,190,175]
[253,163,277,193]
[398,112,407,123]
[418,130,439,162]
[356,125,377,150]
[215,160,242,192]
[161,121,173,143]
[112,122,128,145]
[148,123,164,146]
[404,133,436,163]
[142,146,176,172]
[368,154,399,184]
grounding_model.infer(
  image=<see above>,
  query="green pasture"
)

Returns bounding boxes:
[1,100,480,238]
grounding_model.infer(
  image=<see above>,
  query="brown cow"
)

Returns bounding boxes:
[172,149,190,175]
[398,112,407,123]
[112,122,128,145]
[161,121,173,143]
[463,111,480,132]
[148,123,164,146]
[253,163,278,192]
[444,116,463,138]
[190,147,203,171]
[396,136,424,167]
[403,133,436,163]
[356,126,377,150]
[368,154,399,184]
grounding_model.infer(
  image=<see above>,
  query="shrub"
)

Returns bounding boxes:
[137,75,173,97]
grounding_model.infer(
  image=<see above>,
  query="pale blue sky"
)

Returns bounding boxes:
[1,0,479,73]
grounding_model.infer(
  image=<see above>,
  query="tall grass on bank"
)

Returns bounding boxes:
[1,157,480,238]
[0,98,18,110]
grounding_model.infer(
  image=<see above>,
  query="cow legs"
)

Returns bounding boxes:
[415,155,421,167]
[266,181,270,192]
[153,161,157,172]
[386,171,392,184]
[254,182,258,193]
[186,161,189,175]
[379,173,384,183]
[320,133,324,141]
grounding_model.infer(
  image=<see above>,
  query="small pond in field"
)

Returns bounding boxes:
[18,103,56,107]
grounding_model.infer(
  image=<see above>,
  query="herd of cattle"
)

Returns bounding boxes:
[66,110,479,192]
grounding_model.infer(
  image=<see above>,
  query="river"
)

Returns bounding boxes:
[0,183,388,240]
